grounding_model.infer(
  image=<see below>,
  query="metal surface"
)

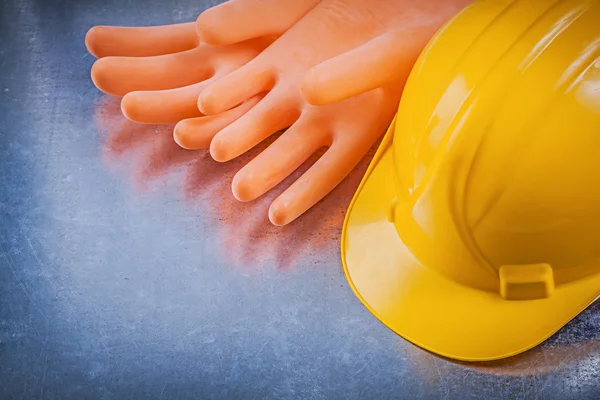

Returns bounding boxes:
[0,0,599,398]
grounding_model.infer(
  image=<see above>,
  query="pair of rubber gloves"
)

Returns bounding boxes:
[86,0,471,226]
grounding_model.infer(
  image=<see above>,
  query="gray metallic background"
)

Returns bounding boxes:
[1,0,599,398]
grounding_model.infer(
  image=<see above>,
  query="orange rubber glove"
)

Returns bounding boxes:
[85,0,320,124]
[190,0,472,225]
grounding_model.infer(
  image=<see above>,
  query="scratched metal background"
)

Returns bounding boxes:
[1,0,599,399]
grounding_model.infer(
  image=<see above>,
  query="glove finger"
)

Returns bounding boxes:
[121,80,213,124]
[91,47,212,96]
[268,123,384,226]
[85,22,199,58]
[173,96,261,150]
[232,116,330,202]
[198,60,275,115]
[209,90,300,162]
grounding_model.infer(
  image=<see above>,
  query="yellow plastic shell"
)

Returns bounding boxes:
[341,0,600,361]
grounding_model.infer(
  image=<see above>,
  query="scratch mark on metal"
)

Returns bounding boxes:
[255,340,268,358]
[353,355,376,377]
[37,337,48,362]
[20,383,28,400]
[7,301,17,318]
[39,355,48,400]
[463,371,473,381]
[4,254,48,321]
[538,373,553,394]
[25,236,58,290]
[435,360,450,399]
[184,325,202,337]
[98,328,110,350]
[159,382,167,399]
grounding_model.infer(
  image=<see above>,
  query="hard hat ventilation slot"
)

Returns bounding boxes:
[499,263,555,300]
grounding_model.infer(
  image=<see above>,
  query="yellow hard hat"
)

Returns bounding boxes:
[341,0,600,361]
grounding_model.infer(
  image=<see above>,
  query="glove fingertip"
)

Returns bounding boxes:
[268,202,293,227]
[196,8,231,46]
[85,26,106,58]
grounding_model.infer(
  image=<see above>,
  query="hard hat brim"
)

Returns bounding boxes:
[341,116,600,362]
